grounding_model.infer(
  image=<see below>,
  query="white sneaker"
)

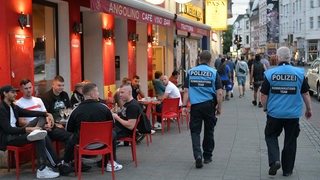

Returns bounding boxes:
[151,130,156,134]
[106,161,123,172]
[27,129,47,141]
[37,166,60,179]
[154,122,162,130]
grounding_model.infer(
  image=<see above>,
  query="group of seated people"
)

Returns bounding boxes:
[0,75,145,179]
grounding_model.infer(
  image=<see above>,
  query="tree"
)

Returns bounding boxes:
[222,25,233,55]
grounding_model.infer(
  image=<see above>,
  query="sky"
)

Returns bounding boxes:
[228,0,251,25]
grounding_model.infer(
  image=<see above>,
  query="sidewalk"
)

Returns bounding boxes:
[1,84,320,180]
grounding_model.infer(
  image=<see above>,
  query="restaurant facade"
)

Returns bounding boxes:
[0,0,211,99]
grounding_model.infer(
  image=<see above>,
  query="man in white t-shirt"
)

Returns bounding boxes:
[154,75,182,129]
[16,80,47,126]
[161,75,182,105]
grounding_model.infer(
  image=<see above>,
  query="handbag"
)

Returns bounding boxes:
[226,81,234,91]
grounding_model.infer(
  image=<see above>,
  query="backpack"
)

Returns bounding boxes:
[137,112,152,134]
[252,61,265,81]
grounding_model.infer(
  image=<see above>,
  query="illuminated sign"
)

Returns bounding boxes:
[91,0,172,27]
[205,0,227,30]
[179,3,203,23]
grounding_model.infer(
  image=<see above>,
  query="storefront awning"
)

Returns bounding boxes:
[90,0,174,27]
[175,15,211,37]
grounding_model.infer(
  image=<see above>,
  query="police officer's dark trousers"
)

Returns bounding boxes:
[190,100,217,160]
[264,115,300,173]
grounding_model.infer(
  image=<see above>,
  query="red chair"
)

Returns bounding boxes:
[180,101,191,130]
[7,144,35,180]
[74,121,114,180]
[152,98,181,135]
[118,114,141,167]
[144,103,153,146]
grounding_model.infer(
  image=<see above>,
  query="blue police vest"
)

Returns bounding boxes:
[264,64,304,118]
[187,64,217,105]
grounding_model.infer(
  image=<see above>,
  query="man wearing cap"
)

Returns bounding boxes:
[70,82,85,108]
[0,85,60,178]
[261,53,271,69]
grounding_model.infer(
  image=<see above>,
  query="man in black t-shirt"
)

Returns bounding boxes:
[113,85,141,138]
[131,75,145,100]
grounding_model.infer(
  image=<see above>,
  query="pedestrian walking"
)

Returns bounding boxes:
[182,50,223,169]
[250,54,267,107]
[260,46,312,176]
[235,55,249,97]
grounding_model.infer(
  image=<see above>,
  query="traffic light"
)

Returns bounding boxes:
[237,43,242,50]
[234,35,238,44]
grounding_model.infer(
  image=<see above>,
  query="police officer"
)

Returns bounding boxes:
[261,46,312,176]
[182,50,223,168]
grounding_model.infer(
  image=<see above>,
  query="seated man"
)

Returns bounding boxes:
[112,84,142,149]
[0,85,60,179]
[70,82,85,108]
[154,75,182,129]
[65,83,122,172]
[131,75,145,100]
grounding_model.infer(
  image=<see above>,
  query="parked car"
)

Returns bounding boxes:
[305,60,320,101]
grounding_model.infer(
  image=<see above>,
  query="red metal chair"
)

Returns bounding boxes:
[152,98,181,135]
[118,114,141,167]
[7,143,35,180]
[74,121,114,180]
[144,103,153,146]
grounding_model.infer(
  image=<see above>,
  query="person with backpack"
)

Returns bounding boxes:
[250,54,267,107]
[235,55,249,98]
[226,55,236,98]
[218,58,231,100]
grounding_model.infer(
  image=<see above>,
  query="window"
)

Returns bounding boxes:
[33,1,58,95]
[246,35,249,44]
[310,17,314,29]
[311,0,314,8]
[318,16,320,28]
[299,19,302,31]
[246,20,249,30]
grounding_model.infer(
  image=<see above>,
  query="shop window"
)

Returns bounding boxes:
[32,1,57,96]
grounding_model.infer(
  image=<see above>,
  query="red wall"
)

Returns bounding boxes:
[0,0,33,90]
[128,20,137,78]
[68,0,82,91]
[147,24,153,96]
[102,14,116,98]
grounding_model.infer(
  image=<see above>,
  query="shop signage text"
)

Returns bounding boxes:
[176,22,210,36]
[91,0,172,27]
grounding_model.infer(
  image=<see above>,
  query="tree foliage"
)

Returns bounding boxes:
[222,25,233,54]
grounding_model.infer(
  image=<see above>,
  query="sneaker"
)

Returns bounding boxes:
[195,156,203,168]
[268,161,281,175]
[37,166,60,179]
[258,102,263,108]
[154,122,162,130]
[225,96,230,101]
[136,133,145,143]
[58,163,74,176]
[27,129,47,141]
[151,130,156,134]
[252,100,257,106]
[203,158,212,164]
[231,93,234,98]
[106,161,123,172]
[239,95,242,98]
